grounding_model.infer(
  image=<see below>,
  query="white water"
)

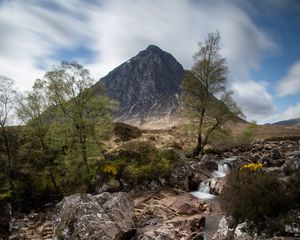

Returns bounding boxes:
[192,158,236,200]
[212,163,230,178]
[191,182,216,200]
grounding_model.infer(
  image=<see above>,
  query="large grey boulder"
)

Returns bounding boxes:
[53,192,135,240]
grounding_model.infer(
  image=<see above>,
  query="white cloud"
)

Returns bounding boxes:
[279,102,300,120]
[231,80,275,122]
[276,61,300,97]
[0,0,277,121]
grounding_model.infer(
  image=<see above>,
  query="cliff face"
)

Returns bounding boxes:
[95,45,185,123]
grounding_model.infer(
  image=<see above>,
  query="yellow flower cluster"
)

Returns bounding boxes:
[240,163,263,171]
[103,164,118,176]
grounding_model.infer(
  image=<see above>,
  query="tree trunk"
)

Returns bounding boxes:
[80,136,90,174]
[192,134,203,157]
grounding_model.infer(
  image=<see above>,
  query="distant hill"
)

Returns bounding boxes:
[271,118,300,126]
[93,45,185,124]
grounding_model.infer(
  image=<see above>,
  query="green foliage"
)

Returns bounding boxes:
[99,141,179,185]
[241,121,257,143]
[221,169,288,227]
[181,32,243,156]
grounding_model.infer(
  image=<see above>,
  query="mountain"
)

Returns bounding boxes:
[94,45,185,124]
[271,117,300,126]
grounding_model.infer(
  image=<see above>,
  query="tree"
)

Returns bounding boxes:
[44,61,115,178]
[0,76,17,198]
[16,79,59,190]
[181,31,243,156]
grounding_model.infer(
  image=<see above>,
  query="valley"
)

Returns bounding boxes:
[1,37,300,240]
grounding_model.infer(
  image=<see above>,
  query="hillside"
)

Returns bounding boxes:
[271,117,300,126]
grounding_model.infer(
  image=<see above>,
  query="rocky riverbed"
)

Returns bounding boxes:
[5,139,300,239]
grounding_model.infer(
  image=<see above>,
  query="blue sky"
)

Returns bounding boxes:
[0,0,300,123]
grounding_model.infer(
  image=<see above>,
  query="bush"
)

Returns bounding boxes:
[221,169,288,227]
[99,141,181,185]
[113,122,142,141]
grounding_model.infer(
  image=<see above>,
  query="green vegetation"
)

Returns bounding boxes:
[0,62,116,211]
[99,140,180,185]
[181,31,243,156]
[221,168,299,232]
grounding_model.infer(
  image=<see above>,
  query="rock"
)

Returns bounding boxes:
[258,155,272,167]
[139,215,205,240]
[283,157,300,171]
[209,178,226,195]
[234,222,252,240]
[169,193,205,215]
[170,165,189,191]
[212,216,234,240]
[203,161,218,171]
[53,192,135,240]
[272,149,282,159]
[134,191,206,240]
[95,177,120,194]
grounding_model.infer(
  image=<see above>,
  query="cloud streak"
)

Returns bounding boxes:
[0,0,278,121]
[276,61,300,97]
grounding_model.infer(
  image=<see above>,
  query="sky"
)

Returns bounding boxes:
[0,0,300,123]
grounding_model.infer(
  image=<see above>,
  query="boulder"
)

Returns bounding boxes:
[53,192,135,240]
[209,178,226,195]
[203,161,218,171]
[170,165,189,191]
[234,222,252,240]
[283,157,300,171]
[212,216,234,240]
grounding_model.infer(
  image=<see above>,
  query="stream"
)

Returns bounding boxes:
[191,157,236,240]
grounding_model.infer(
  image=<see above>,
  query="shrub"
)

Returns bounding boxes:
[221,169,288,227]
[99,141,181,185]
[113,122,142,141]
[240,163,263,171]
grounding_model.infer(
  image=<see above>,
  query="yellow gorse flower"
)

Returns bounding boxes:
[240,163,263,171]
[103,164,118,176]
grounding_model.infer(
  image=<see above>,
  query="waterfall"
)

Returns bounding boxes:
[212,163,230,178]
[192,157,236,200]
[191,182,216,200]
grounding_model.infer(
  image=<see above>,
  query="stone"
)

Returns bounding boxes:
[203,161,218,171]
[134,191,206,240]
[272,149,282,160]
[95,177,120,194]
[258,156,272,167]
[234,222,252,240]
[170,165,189,190]
[212,216,232,240]
[53,192,135,240]
[283,157,300,170]
[209,178,226,195]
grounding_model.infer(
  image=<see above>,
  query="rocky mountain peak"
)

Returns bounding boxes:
[95,45,185,124]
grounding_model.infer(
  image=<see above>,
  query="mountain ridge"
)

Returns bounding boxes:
[271,117,300,126]
[94,45,185,124]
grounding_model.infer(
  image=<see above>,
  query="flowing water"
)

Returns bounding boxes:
[191,157,236,240]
